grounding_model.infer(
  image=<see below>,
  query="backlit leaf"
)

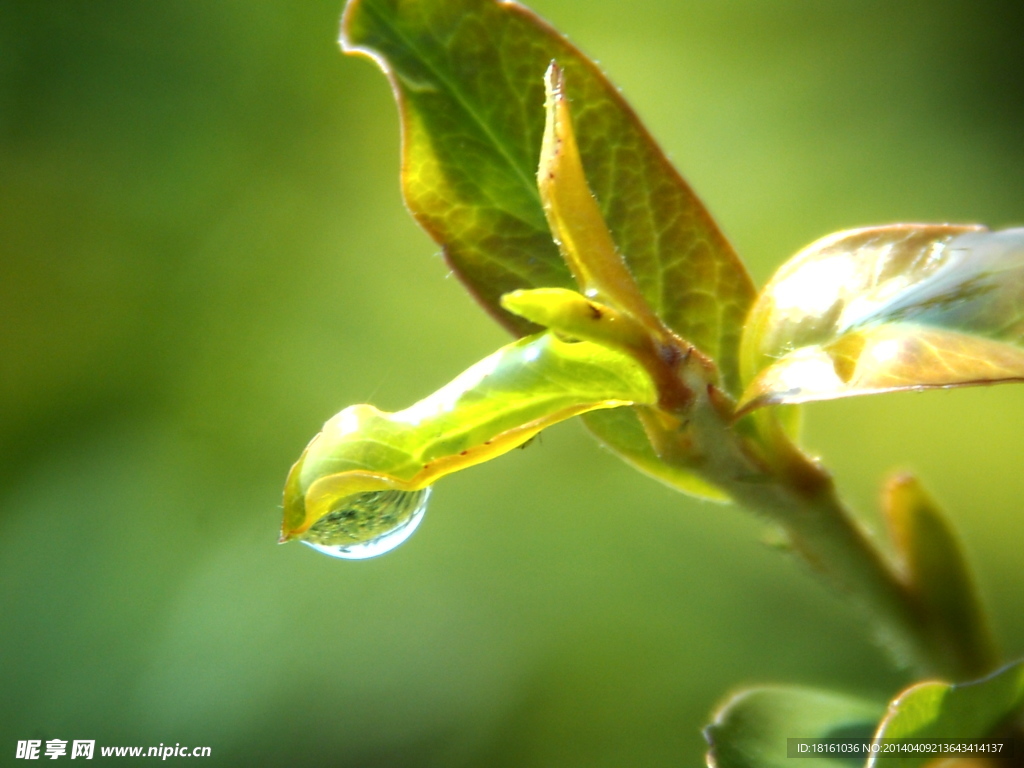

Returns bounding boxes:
[501,287,656,359]
[739,225,1024,412]
[867,660,1024,768]
[705,686,884,768]
[536,63,666,335]
[341,0,755,394]
[282,333,655,539]
[500,287,729,500]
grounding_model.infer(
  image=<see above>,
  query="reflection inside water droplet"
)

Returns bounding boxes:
[300,487,431,560]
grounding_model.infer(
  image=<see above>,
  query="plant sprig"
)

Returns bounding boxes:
[284,0,1024,763]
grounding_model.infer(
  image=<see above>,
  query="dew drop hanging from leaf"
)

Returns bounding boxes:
[280,334,657,559]
[299,487,432,560]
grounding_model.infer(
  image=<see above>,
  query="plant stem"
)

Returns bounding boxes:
[722,457,941,673]
[656,375,996,681]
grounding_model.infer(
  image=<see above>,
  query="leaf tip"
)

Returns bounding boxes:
[544,59,564,100]
[884,471,921,502]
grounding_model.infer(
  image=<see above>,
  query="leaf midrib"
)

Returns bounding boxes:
[357,0,545,216]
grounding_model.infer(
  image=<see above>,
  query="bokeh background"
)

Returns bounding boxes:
[3,1,1024,765]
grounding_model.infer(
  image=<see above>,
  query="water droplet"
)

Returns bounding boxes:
[300,487,431,560]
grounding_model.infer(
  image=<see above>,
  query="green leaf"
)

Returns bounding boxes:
[739,225,1024,412]
[282,333,655,540]
[705,686,885,768]
[883,474,997,680]
[582,408,729,502]
[341,0,755,394]
[499,286,729,500]
[867,660,1024,768]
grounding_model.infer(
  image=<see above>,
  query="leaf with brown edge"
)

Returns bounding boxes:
[738,225,1024,412]
[341,0,755,395]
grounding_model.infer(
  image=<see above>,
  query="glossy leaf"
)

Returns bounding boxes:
[705,686,884,768]
[739,226,1024,412]
[883,474,997,680]
[341,0,755,394]
[502,287,694,404]
[281,333,655,540]
[500,287,729,500]
[867,660,1024,768]
[501,287,656,357]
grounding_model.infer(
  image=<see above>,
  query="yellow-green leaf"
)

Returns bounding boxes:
[501,287,654,357]
[282,333,655,541]
[739,225,1024,412]
[883,474,997,681]
[500,286,729,501]
[536,63,665,336]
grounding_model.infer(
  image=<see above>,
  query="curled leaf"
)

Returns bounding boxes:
[501,287,653,355]
[501,287,730,501]
[502,287,699,410]
[537,63,664,334]
[739,225,1024,412]
[581,408,730,502]
[282,333,655,541]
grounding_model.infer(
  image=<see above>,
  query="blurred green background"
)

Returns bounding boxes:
[2,1,1023,765]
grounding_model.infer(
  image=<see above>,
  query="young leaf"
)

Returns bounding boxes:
[883,474,997,680]
[502,287,700,411]
[536,63,665,336]
[282,333,655,541]
[867,660,1024,768]
[581,407,730,501]
[341,0,755,394]
[739,226,1024,412]
[500,287,730,500]
[501,287,657,359]
[705,686,884,768]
